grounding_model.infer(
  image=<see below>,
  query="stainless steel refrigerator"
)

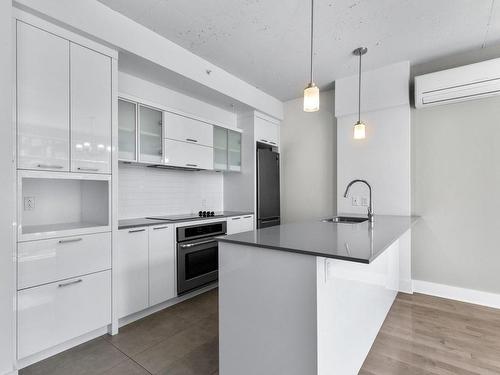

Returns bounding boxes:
[256,148,280,228]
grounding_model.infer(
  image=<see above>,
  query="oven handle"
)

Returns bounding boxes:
[179,239,217,249]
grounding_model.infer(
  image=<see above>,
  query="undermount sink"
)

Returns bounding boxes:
[321,216,368,224]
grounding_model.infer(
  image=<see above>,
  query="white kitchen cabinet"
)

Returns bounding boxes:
[164,139,213,170]
[228,130,242,172]
[17,21,70,172]
[118,99,137,161]
[149,225,176,306]
[164,111,213,147]
[17,270,111,359]
[17,232,111,290]
[255,116,279,147]
[116,227,149,318]
[213,126,228,170]
[139,105,163,163]
[70,43,112,174]
[227,215,254,235]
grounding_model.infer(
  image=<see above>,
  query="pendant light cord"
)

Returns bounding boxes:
[358,51,362,123]
[310,0,314,84]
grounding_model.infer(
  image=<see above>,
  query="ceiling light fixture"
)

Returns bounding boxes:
[353,47,368,139]
[303,0,319,112]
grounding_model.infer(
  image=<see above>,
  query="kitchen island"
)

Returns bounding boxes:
[217,215,416,375]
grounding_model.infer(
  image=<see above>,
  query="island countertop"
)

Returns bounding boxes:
[217,215,418,263]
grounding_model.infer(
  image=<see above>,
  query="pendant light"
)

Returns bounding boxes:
[353,47,368,139]
[303,0,319,112]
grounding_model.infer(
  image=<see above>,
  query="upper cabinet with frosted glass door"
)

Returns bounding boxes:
[118,99,137,161]
[228,130,241,171]
[213,126,228,170]
[70,44,112,174]
[139,105,163,164]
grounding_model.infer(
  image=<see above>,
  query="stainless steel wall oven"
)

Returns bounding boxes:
[176,221,226,295]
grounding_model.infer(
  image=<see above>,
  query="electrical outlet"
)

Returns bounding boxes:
[351,196,360,206]
[360,197,369,207]
[24,196,35,211]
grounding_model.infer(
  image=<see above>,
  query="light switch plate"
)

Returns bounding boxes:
[351,196,360,206]
[361,197,369,207]
[24,196,35,211]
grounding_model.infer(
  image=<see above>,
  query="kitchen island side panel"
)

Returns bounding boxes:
[219,242,318,375]
[317,240,400,375]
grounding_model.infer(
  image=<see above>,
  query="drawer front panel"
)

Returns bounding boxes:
[164,111,213,147]
[18,270,111,359]
[18,232,111,290]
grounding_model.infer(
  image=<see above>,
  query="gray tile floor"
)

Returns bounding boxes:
[20,289,219,375]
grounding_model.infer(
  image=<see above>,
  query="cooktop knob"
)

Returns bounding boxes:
[210,211,215,216]
[198,211,203,217]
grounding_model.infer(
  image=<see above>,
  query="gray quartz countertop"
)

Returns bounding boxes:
[217,215,418,264]
[118,211,254,230]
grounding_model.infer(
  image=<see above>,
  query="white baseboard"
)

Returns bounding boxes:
[118,283,217,329]
[17,326,109,369]
[412,280,500,309]
[399,278,413,294]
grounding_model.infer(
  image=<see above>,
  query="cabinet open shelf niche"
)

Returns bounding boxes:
[18,171,111,242]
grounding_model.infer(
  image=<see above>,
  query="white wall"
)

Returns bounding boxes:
[412,96,500,294]
[280,91,336,223]
[118,71,237,129]
[0,0,15,373]
[335,62,411,216]
[335,61,412,292]
[118,163,223,219]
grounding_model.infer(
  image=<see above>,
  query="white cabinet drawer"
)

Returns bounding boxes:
[240,215,255,232]
[18,232,111,290]
[18,270,111,359]
[255,117,279,147]
[164,139,213,170]
[164,111,213,147]
[227,215,254,235]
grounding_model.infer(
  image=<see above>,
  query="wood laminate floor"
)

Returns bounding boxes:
[20,290,500,375]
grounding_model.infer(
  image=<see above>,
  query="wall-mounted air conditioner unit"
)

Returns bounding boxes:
[414,58,500,108]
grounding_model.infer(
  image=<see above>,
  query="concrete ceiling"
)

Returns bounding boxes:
[97,0,500,101]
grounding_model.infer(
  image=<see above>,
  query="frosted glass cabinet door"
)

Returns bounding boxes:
[228,131,242,171]
[70,43,112,174]
[139,105,163,163]
[118,99,137,161]
[17,21,70,171]
[213,126,228,170]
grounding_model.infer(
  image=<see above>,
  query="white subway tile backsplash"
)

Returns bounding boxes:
[118,163,223,219]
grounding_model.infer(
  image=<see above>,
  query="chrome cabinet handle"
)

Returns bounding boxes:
[77,167,99,172]
[128,228,146,233]
[186,138,198,143]
[231,217,241,220]
[179,239,217,248]
[186,163,198,167]
[58,279,82,288]
[243,216,252,219]
[260,139,268,143]
[153,226,169,230]
[58,238,83,244]
[37,164,63,169]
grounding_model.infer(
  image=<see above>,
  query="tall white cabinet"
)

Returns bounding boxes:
[70,43,112,174]
[14,13,117,365]
[17,22,70,171]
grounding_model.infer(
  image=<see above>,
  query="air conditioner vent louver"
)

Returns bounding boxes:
[415,58,500,108]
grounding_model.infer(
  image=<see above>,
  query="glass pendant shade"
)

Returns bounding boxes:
[303,83,319,112]
[353,121,366,139]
